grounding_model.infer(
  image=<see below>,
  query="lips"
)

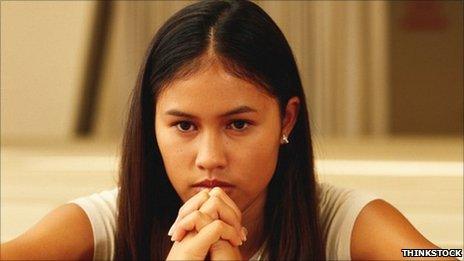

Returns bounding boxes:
[192,179,234,188]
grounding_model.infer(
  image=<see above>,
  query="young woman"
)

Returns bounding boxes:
[1,1,448,260]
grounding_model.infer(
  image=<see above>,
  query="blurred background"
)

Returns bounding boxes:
[1,0,462,250]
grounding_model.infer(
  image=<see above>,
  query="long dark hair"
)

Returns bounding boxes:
[115,0,325,260]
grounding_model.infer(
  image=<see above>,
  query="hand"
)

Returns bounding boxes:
[166,188,246,260]
[209,239,242,261]
[166,216,242,260]
[170,188,246,242]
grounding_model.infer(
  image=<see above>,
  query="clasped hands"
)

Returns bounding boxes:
[166,187,247,260]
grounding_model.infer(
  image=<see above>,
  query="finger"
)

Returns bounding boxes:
[208,187,242,222]
[171,210,213,242]
[178,188,211,218]
[199,195,244,240]
[210,240,242,261]
[208,188,247,241]
[169,188,210,235]
[195,219,243,248]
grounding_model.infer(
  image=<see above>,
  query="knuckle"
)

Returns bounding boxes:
[202,197,216,210]
[178,206,185,216]
[212,219,225,230]
[200,205,216,219]
[210,195,222,205]
[192,210,203,219]
[209,187,224,196]
[200,190,210,200]
[202,198,220,215]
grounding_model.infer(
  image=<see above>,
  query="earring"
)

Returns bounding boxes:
[281,134,289,144]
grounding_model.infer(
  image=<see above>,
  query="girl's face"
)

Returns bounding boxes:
[155,62,289,212]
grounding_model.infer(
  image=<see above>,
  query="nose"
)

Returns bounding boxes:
[195,131,227,172]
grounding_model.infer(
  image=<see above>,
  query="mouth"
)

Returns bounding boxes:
[192,179,235,189]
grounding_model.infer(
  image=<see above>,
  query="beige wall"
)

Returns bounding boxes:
[1,1,95,142]
[1,1,462,141]
[390,1,463,136]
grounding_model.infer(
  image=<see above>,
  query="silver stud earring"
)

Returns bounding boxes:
[281,134,289,144]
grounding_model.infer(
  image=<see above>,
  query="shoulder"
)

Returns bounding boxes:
[351,198,446,260]
[70,187,118,217]
[69,187,119,260]
[317,182,382,260]
[1,203,93,260]
[1,188,119,260]
[317,182,381,231]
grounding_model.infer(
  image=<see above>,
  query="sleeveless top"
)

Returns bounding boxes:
[69,182,380,260]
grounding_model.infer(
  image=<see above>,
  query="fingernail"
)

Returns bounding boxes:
[168,216,180,236]
[241,227,248,241]
[171,231,178,242]
[168,224,175,236]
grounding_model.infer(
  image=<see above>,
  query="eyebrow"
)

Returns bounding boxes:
[164,105,258,119]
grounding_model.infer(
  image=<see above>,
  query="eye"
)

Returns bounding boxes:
[172,120,251,133]
[174,121,196,132]
[227,120,251,131]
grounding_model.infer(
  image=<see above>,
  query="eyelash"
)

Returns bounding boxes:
[171,120,252,133]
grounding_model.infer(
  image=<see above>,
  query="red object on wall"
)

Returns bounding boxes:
[402,1,447,31]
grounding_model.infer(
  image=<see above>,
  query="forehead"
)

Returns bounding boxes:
[156,63,277,113]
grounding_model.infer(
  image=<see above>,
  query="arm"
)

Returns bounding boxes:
[351,199,458,260]
[1,203,93,260]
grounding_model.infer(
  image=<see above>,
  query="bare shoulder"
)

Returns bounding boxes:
[0,203,93,260]
[350,199,456,260]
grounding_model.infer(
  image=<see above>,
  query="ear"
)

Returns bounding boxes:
[281,96,300,139]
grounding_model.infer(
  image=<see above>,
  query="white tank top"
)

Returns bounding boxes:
[69,182,380,260]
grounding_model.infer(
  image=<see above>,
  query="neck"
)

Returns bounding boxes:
[239,189,267,260]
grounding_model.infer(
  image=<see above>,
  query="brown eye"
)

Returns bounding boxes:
[229,120,250,131]
[176,121,195,132]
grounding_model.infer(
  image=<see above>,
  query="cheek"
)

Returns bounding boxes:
[155,119,190,164]
[155,124,191,200]
[229,139,279,211]
[231,131,280,190]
